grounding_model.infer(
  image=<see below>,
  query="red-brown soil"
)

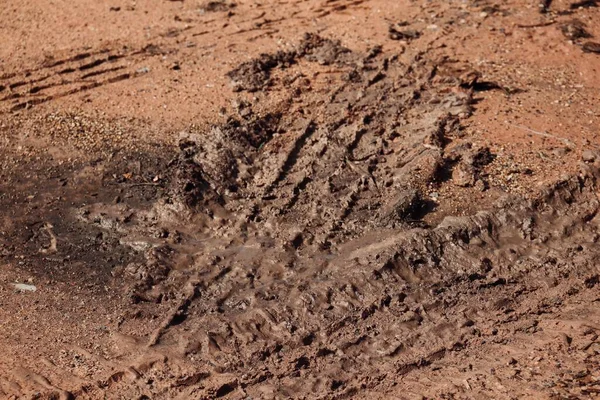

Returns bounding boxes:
[1,0,600,399]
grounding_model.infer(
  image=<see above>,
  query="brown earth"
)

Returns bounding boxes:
[1,0,600,399]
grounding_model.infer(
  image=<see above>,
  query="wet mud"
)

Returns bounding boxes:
[2,30,600,399]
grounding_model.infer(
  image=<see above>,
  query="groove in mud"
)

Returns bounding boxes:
[9,71,143,112]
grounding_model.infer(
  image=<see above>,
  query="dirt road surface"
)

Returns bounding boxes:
[1,0,600,398]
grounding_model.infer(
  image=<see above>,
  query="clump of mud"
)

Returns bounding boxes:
[226,51,295,92]
[226,33,353,91]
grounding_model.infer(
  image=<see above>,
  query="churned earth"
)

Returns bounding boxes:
[1,0,600,399]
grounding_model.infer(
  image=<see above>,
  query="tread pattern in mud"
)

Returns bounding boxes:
[0,0,373,114]
[3,32,600,400]
[0,48,156,112]
[63,37,600,399]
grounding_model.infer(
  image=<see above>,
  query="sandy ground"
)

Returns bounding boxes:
[1,0,600,399]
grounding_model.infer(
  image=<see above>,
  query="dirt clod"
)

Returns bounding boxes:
[388,25,421,41]
[226,51,295,92]
[582,149,599,162]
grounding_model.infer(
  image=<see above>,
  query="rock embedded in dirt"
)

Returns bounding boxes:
[552,146,571,157]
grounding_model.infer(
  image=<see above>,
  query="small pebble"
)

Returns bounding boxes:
[13,283,37,292]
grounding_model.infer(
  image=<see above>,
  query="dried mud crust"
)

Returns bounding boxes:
[2,34,600,399]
